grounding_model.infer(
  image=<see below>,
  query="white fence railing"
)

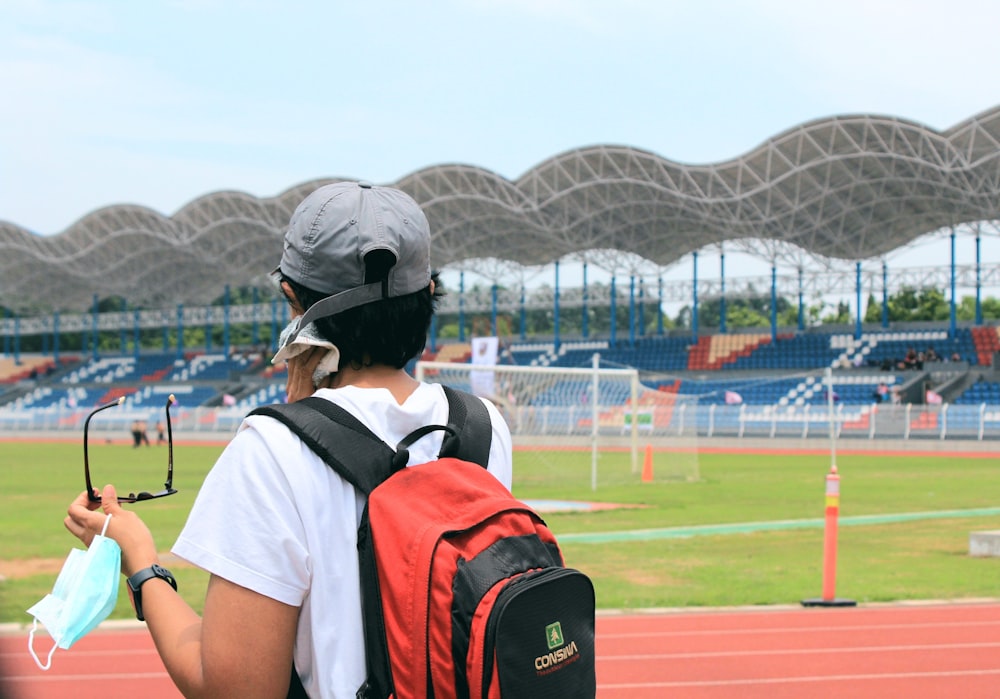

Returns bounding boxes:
[3,403,999,442]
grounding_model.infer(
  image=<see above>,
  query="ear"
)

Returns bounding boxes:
[280,281,306,316]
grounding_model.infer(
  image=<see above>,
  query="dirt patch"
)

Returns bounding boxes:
[0,558,64,579]
[0,552,189,580]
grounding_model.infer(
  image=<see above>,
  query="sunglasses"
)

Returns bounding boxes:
[84,394,178,504]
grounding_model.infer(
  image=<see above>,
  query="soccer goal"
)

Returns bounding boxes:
[414,354,699,490]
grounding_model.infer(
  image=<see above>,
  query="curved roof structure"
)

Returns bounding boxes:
[2,106,998,312]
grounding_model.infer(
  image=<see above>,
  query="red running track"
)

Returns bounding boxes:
[3,602,999,698]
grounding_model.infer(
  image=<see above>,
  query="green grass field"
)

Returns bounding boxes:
[2,439,999,624]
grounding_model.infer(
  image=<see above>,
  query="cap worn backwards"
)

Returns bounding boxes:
[275,180,432,333]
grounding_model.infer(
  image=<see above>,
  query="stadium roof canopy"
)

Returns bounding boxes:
[2,105,999,313]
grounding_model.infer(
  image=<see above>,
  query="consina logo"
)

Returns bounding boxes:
[534,621,580,674]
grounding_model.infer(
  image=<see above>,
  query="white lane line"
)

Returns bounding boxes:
[598,618,1000,639]
[598,668,1000,689]
[6,672,170,683]
[598,640,1000,661]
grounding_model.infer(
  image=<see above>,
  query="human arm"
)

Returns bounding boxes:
[480,397,514,490]
[65,485,299,699]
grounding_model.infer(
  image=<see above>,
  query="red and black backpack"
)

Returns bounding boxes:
[251,386,596,698]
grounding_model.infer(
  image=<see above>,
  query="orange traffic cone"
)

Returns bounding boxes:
[642,444,654,482]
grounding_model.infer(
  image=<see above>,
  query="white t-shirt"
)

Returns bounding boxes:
[172,382,513,699]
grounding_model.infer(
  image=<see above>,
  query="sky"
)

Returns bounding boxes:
[2,0,999,293]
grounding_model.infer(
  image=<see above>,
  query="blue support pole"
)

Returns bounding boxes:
[3,309,9,356]
[639,277,646,338]
[458,272,466,343]
[120,298,128,354]
[881,261,889,328]
[771,264,778,343]
[519,283,526,341]
[581,263,589,339]
[205,306,212,353]
[692,252,699,339]
[975,233,983,326]
[553,261,560,352]
[797,267,805,331]
[610,275,617,347]
[133,309,140,360]
[53,311,60,364]
[223,284,231,358]
[92,294,99,361]
[657,276,664,335]
[162,318,169,352]
[176,304,184,361]
[252,286,260,345]
[13,316,20,365]
[720,252,727,334]
[949,231,957,340]
[628,275,636,346]
[854,262,862,340]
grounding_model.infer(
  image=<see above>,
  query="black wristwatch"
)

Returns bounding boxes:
[127,564,178,622]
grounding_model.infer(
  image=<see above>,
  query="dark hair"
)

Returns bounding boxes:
[281,253,442,370]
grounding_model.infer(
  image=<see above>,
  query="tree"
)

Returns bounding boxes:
[864,293,882,323]
[887,286,948,321]
[688,293,793,330]
[860,286,998,324]
[822,301,852,325]
[956,295,1000,321]
[725,305,770,328]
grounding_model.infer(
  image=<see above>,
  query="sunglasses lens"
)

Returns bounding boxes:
[84,397,177,504]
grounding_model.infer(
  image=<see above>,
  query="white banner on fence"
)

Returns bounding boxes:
[469,336,499,397]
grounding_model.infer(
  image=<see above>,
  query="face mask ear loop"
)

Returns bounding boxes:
[100,513,112,537]
[28,619,58,671]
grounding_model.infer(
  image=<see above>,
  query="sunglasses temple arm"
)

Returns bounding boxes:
[165,394,176,489]
[84,397,126,496]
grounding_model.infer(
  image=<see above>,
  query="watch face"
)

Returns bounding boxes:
[128,565,177,622]
[129,565,176,592]
[155,565,176,588]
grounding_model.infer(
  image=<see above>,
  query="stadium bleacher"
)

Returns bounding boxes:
[0,356,57,383]
[954,379,1000,405]
[3,323,999,440]
[493,328,997,409]
[502,329,985,376]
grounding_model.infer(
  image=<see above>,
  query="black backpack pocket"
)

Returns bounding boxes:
[483,567,596,698]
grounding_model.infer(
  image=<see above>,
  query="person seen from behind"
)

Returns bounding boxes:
[63,181,514,698]
[130,419,143,448]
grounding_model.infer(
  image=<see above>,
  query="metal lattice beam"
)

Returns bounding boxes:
[1,107,999,313]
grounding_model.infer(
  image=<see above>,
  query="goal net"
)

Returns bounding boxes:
[414,356,700,491]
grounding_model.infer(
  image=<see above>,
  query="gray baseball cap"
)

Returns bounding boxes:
[274,181,432,333]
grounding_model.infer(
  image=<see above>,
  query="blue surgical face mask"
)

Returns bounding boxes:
[27,514,121,670]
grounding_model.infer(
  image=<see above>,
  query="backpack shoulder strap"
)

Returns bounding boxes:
[440,386,492,468]
[249,397,393,495]
[248,386,494,489]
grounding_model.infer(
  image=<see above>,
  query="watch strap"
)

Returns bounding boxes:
[127,564,177,621]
